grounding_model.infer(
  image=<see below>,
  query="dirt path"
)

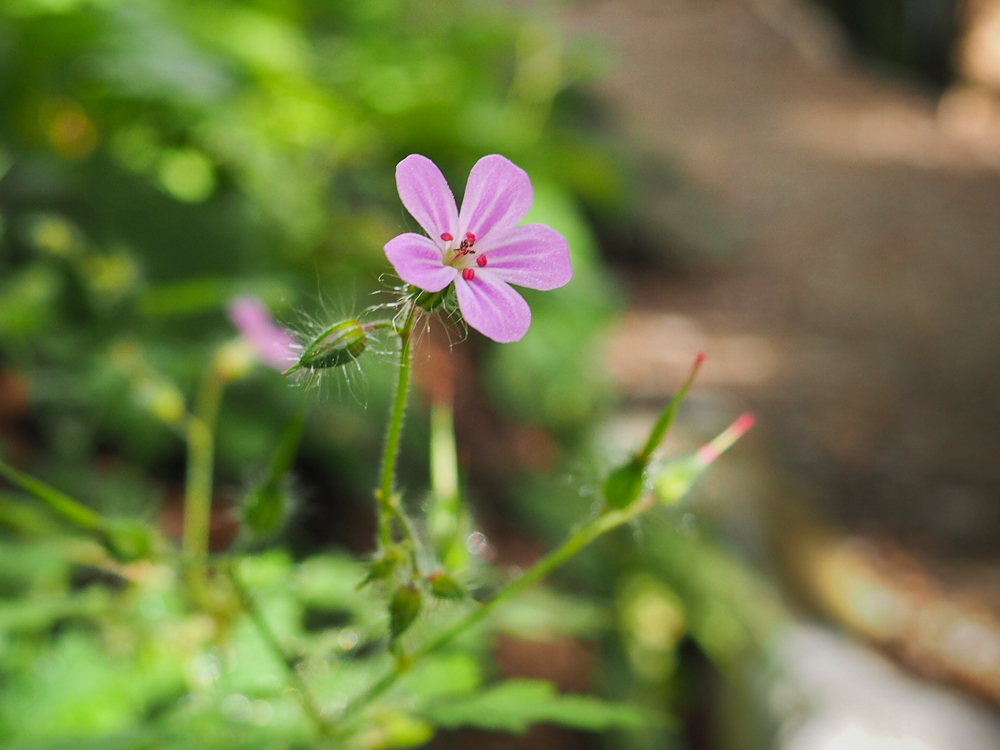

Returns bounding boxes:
[566,0,1000,556]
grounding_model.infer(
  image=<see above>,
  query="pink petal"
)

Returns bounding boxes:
[396,154,459,239]
[459,155,533,243]
[476,224,571,291]
[384,233,457,292]
[228,296,298,371]
[454,272,531,343]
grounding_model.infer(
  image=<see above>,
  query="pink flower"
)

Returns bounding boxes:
[228,296,298,371]
[384,154,572,343]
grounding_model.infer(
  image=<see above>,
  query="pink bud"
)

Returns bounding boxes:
[227,296,297,371]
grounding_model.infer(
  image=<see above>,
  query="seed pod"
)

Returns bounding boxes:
[389,582,422,640]
[427,571,465,600]
[286,319,366,373]
[603,455,646,509]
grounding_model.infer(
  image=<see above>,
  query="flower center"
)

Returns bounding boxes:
[441,232,484,272]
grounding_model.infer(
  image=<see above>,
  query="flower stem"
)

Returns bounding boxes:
[376,303,419,550]
[182,363,226,563]
[335,493,656,729]
[0,458,105,532]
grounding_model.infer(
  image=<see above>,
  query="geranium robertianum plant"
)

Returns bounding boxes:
[0,155,753,749]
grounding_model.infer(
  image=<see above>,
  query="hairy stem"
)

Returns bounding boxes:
[376,303,419,550]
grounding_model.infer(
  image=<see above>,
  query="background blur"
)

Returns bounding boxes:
[2,0,1000,748]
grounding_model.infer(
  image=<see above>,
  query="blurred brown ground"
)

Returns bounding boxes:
[561,0,1000,704]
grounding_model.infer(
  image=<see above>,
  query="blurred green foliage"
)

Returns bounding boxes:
[0,0,622,504]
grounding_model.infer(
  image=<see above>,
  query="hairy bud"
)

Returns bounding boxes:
[427,571,466,600]
[389,582,423,640]
[286,319,366,374]
[241,478,290,538]
[356,546,405,590]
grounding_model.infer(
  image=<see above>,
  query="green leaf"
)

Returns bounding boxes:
[419,679,652,734]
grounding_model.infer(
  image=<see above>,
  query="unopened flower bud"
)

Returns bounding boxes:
[241,478,290,538]
[287,319,367,374]
[389,582,422,640]
[427,571,465,600]
[103,518,156,562]
[356,546,404,590]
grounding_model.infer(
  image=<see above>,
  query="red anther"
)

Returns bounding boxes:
[440,232,453,242]
[465,232,476,245]
[476,254,487,267]
[462,268,475,281]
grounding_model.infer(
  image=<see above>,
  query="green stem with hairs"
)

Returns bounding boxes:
[376,303,420,550]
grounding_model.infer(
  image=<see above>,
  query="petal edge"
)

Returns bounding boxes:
[396,155,459,240]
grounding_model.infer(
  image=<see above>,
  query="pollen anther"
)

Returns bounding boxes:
[477,255,487,267]
[462,268,475,281]
[441,232,453,242]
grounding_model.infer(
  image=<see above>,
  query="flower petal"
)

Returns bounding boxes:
[476,223,571,291]
[459,155,533,242]
[396,154,459,239]
[385,233,457,292]
[454,272,531,343]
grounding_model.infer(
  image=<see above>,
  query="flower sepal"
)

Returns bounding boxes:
[412,285,452,313]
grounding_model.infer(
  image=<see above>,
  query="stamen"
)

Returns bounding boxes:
[465,232,476,245]
[477,255,487,267]
[441,232,453,242]
[462,268,475,281]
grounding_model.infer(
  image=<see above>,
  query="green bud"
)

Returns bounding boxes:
[287,319,366,373]
[357,546,404,589]
[427,571,465,600]
[603,455,646,509]
[103,518,155,562]
[389,582,422,640]
[241,478,289,537]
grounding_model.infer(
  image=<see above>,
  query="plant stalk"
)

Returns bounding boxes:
[335,493,656,729]
[182,364,226,563]
[376,303,419,550]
